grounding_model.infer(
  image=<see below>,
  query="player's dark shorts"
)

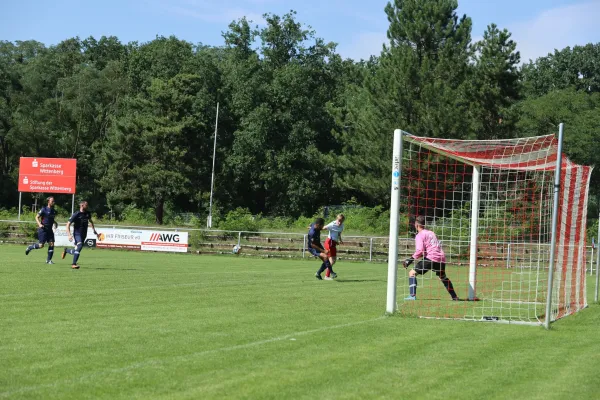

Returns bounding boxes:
[415,258,447,277]
[307,246,323,257]
[73,231,87,245]
[37,226,55,244]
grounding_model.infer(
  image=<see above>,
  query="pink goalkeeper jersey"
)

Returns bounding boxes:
[412,229,446,263]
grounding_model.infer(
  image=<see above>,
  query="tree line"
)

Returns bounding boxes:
[1,0,599,224]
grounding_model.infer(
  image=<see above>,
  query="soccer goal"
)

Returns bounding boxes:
[386,126,593,327]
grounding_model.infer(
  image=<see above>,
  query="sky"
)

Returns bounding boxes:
[1,0,599,63]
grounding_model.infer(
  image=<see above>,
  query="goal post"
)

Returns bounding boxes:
[386,129,403,313]
[386,126,593,326]
[469,165,481,301]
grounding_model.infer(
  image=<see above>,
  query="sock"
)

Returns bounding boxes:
[65,248,74,255]
[441,277,458,299]
[72,248,81,265]
[409,277,417,297]
[47,246,54,261]
[317,262,327,275]
[27,243,40,251]
[326,260,333,274]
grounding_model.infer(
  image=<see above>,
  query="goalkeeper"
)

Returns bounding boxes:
[403,216,458,301]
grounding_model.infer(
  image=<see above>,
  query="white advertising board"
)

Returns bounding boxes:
[51,227,188,253]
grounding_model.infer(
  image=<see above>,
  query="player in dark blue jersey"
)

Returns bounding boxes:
[307,218,335,280]
[61,201,100,269]
[25,196,59,264]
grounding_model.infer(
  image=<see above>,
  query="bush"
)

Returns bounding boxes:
[325,205,392,235]
[120,204,155,225]
[588,218,599,245]
[217,208,259,232]
[188,230,209,248]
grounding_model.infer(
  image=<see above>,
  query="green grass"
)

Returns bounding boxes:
[1,245,599,399]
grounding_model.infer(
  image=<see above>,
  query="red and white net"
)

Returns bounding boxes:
[398,133,592,324]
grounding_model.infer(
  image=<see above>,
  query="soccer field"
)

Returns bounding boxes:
[1,245,599,399]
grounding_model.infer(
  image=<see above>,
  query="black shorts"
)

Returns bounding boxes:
[308,247,322,257]
[37,227,55,244]
[414,259,447,277]
[74,231,87,245]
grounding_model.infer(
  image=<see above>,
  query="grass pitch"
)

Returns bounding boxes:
[1,245,599,399]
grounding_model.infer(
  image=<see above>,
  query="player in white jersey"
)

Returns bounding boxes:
[322,213,345,279]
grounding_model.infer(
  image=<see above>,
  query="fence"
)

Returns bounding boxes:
[1,219,598,273]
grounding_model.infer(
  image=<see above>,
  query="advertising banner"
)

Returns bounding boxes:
[18,157,77,194]
[51,227,188,253]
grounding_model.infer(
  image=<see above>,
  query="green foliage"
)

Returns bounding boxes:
[467,23,521,139]
[0,7,598,228]
[517,89,600,201]
[587,219,598,246]
[217,207,260,232]
[188,230,209,248]
[332,0,474,205]
[118,204,156,225]
[522,43,600,97]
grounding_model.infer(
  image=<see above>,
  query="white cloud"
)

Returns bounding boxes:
[509,1,600,63]
[338,31,388,61]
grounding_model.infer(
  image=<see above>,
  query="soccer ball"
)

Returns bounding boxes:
[232,245,241,254]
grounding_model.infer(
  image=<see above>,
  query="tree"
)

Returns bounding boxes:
[334,0,473,205]
[101,73,217,224]
[127,36,195,93]
[467,24,521,139]
[223,11,340,216]
[518,88,600,199]
[82,36,127,70]
[522,43,600,97]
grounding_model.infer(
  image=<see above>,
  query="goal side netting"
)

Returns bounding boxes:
[394,132,592,325]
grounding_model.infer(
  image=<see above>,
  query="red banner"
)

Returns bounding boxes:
[18,157,77,194]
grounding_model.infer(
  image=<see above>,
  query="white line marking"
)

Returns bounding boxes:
[0,316,386,398]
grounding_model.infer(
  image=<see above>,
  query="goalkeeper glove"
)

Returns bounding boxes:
[403,258,414,268]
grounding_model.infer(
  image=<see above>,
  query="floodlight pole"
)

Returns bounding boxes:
[545,123,565,329]
[468,166,481,301]
[386,129,403,313]
[207,102,219,229]
[595,215,600,303]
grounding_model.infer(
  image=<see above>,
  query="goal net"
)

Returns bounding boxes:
[394,132,593,325]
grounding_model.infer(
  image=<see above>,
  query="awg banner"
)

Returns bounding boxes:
[53,227,188,253]
[18,157,77,194]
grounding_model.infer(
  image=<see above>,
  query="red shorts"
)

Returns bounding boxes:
[325,238,337,257]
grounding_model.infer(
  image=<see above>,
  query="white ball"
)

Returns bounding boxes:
[232,245,241,254]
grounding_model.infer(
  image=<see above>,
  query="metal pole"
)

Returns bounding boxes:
[545,123,565,329]
[468,166,481,300]
[207,102,219,229]
[595,217,600,303]
[369,238,373,262]
[590,247,594,276]
[506,243,511,269]
[18,192,22,220]
[71,194,75,215]
[386,129,403,313]
[303,234,306,258]
[237,231,241,247]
